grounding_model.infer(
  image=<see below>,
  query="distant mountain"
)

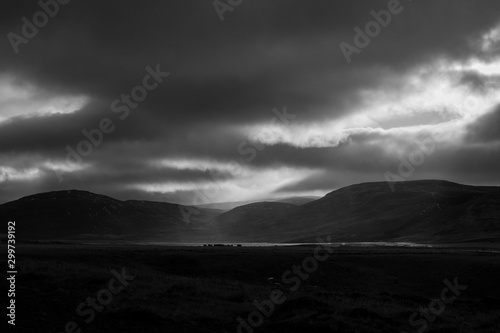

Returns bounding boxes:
[212,180,500,244]
[1,181,500,244]
[196,200,261,211]
[270,196,321,206]
[210,202,299,241]
[195,196,319,211]
[0,190,219,241]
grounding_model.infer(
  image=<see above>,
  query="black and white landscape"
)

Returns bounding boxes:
[2,180,500,245]
[1,1,500,332]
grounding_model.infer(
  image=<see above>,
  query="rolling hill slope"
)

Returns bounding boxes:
[195,196,319,211]
[1,180,499,244]
[0,190,219,241]
[212,180,500,243]
[210,202,299,241]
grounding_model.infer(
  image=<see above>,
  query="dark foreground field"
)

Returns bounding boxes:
[3,244,500,333]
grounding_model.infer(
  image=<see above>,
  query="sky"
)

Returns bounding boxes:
[1,0,500,205]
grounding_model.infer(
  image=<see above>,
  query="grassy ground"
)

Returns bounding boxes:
[3,244,500,332]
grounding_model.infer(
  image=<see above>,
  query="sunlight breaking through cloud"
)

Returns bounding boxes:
[0,76,89,121]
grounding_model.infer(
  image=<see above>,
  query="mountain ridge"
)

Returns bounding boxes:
[1,180,499,244]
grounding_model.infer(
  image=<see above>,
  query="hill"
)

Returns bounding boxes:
[1,180,500,244]
[0,190,219,241]
[210,202,299,241]
[211,180,500,243]
[195,196,319,211]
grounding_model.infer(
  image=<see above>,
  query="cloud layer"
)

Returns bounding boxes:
[1,0,500,204]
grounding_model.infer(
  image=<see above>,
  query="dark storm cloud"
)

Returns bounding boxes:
[465,104,500,143]
[273,128,500,194]
[1,0,500,203]
[3,0,500,125]
[0,152,236,203]
[0,100,170,153]
[457,71,490,92]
